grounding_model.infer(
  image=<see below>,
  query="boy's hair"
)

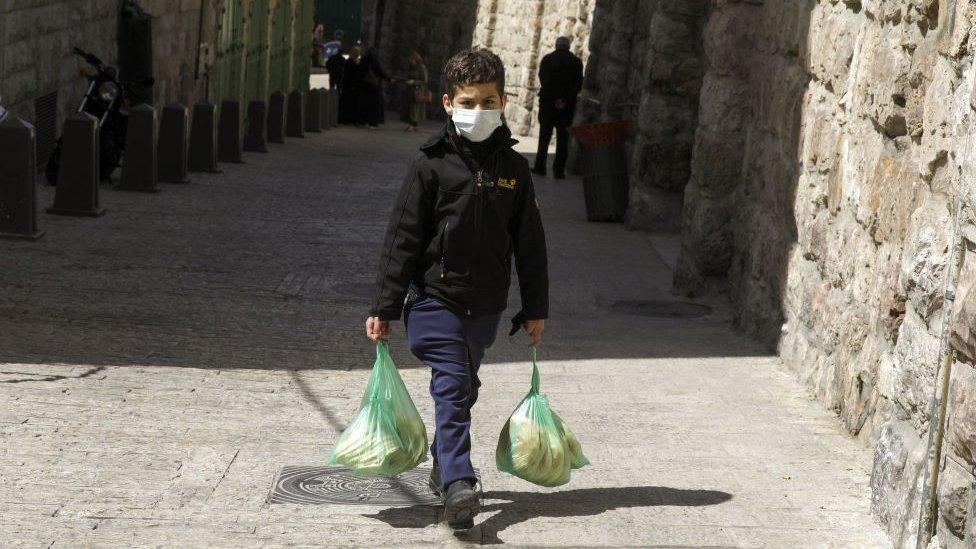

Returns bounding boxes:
[443,48,505,98]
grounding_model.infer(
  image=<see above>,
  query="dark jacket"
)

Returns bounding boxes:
[538,49,584,125]
[325,53,345,88]
[370,123,549,322]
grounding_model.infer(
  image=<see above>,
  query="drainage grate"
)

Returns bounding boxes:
[34,91,58,171]
[610,300,712,319]
[270,466,473,506]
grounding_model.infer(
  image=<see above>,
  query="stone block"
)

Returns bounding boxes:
[0,115,44,240]
[849,22,912,139]
[286,90,305,138]
[47,112,105,217]
[118,104,161,193]
[243,100,269,153]
[267,91,286,144]
[945,363,976,468]
[217,100,243,164]
[899,194,953,322]
[870,420,926,548]
[701,2,756,77]
[936,457,974,545]
[968,495,976,546]
[305,89,323,133]
[187,102,220,173]
[808,2,860,96]
[936,0,973,60]
[158,102,190,184]
[888,308,940,427]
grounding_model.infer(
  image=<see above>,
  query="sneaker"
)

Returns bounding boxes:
[531,167,547,177]
[443,479,479,530]
[428,464,443,497]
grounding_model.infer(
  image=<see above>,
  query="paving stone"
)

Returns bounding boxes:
[0,121,889,547]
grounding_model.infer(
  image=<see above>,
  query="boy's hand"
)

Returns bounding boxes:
[366,316,390,342]
[523,319,545,347]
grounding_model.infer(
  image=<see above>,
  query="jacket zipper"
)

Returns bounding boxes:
[459,146,506,317]
[440,221,449,281]
[470,171,483,316]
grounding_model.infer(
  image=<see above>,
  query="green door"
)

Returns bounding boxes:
[291,0,314,93]
[215,0,248,103]
[269,0,294,94]
[315,0,360,48]
[244,0,271,107]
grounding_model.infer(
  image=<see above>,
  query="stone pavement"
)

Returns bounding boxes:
[0,119,890,547]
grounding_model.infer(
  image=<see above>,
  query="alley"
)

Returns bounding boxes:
[0,122,889,547]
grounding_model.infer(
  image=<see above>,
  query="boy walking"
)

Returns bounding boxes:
[365,48,549,530]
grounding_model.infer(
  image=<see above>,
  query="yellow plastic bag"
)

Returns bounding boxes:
[328,342,428,476]
[496,347,588,486]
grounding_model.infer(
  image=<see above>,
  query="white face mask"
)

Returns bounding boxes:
[451,108,503,142]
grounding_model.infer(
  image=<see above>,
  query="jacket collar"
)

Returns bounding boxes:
[421,121,518,154]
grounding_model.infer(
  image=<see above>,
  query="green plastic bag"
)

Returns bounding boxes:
[496,347,589,487]
[327,342,428,477]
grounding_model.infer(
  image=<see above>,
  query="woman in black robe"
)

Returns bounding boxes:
[357,47,390,129]
[339,46,365,125]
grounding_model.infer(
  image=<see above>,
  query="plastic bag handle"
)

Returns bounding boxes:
[530,346,540,394]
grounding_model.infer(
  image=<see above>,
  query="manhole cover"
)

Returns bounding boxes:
[610,300,712,319]
[269,466,478,506]
[332,282,375,300]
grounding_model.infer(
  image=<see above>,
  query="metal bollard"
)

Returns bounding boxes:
[330,89,339,127]
[305,89,323,133]
[268,91,286,144]
[188,102,221,173]
[158,102,190,184]
[286,90,305,138]
[0,115,45,239]
[218,100,244,163]
[47,112,105,217]
[243,100,269,153]
[319,88,332,130]
[117,104,161,193]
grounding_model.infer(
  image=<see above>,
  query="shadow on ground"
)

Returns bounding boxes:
[0,120,770,374]
[363,486,733,545]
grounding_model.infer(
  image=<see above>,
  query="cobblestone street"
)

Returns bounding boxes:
[0,121,889,547]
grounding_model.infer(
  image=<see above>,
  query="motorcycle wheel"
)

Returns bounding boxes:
[45,139,63,186]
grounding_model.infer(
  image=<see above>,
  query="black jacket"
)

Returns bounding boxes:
[538,49,584,123]
[370,123,549,322]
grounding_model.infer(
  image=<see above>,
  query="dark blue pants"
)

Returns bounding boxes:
[404,296,501,488]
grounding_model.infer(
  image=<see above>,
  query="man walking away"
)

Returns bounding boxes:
[532,36,583,180]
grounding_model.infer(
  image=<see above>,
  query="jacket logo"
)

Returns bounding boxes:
[498,178,516,190]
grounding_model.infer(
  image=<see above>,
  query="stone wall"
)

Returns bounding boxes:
[364,0,480,121]
[367,0,595,130]
[472,0,596,136]
[0,0,119,125]
[0,0,218,135]
[675,1,976,546]
[577,0,708,231]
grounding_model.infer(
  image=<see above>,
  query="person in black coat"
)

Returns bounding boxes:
[532,36,583,179]
[325,48,346,89]
[359,46,391,129]
[339,46,364,125]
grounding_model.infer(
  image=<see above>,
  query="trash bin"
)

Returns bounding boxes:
[568,121,630,222]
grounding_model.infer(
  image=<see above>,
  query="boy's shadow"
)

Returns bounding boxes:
[362,486,733,545]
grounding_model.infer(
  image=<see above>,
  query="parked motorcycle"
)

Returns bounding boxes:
[45,47,154,185]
